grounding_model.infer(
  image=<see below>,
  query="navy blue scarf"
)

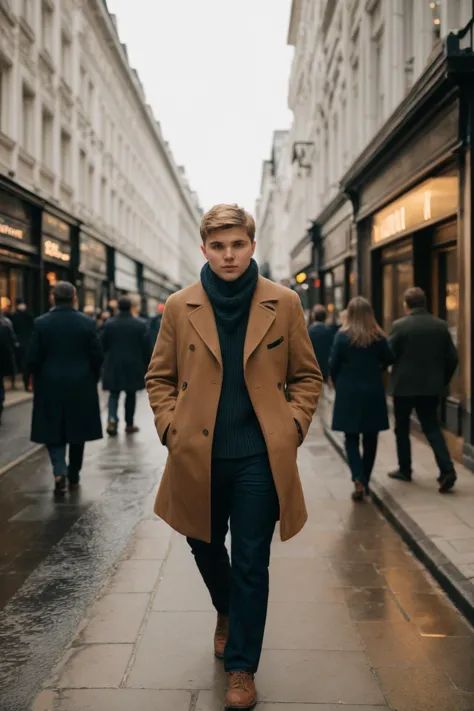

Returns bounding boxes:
[201,259,259,334]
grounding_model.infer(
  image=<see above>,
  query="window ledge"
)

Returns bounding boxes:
[19,16,35,42]
[39,48,55,73]
[40,164,55,181]
[0,0,15,27]
[0,131,15,150]
[18,148,35,167]
[60,180,73,197]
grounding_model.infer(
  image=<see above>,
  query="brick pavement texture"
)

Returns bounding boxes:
[32,420,474,711]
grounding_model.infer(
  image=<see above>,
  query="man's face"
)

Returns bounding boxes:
[201,227,256,281]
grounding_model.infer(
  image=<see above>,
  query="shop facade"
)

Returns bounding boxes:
[341,38,474,466]
[0,181,41,315]
[113,251,141,311]
[289,232,317,315]
[77,230,109,312]
[315,195,355,323]
[41,210,77,311]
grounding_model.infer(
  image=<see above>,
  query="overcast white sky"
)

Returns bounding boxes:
[106,0,294,213]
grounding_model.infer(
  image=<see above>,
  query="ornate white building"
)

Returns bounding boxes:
[0,0,202,315]
[257,0,474,283]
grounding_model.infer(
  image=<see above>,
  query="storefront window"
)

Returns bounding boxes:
[435,246,460,399]
[381,240,414,332]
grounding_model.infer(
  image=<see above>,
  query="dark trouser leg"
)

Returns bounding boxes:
[415,396,455,476]
[225,453,279,674]
[68,443,85,483]
[394,397,413,474]
[108,391,120,422]
[125,392,137,426]
[362,433,378,486]
[344,433,363,484]
[47,444,67,479]
[187,459,233,615]
[0,377,4,423]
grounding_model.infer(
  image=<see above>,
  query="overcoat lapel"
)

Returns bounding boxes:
[186,285,222,368]
[244,278,278,369]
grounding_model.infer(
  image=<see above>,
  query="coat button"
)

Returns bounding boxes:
[189,344,195,351]
[182,381,188,391]
[172,428,177,435]
[277,382,282,390]
[203,429,209,436]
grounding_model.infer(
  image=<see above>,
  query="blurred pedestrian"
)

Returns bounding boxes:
[10,298,34,391]
[0,297,18,388]
[308,304,334,382]
[0,319,15,425]
[329,296,393,501]
[102,296,149,436]
[148,302,165,354]
[146,203,322,710]
[83,304,95,319]
[26,282,103,494]
[388,287,458,492]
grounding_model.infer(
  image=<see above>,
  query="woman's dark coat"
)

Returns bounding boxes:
[329,331,394,433]
[27,307,103,444]
[0,321,15,379]
[101,313,149,392]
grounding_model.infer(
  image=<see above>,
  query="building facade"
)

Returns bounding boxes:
[255,130,292,282]
[0,0,202,317]
[257,0,474,467]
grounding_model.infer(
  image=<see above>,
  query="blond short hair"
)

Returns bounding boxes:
[200,203,256,243]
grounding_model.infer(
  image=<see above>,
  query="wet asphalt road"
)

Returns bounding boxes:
[0,400,37,472]
[0,393,166,711]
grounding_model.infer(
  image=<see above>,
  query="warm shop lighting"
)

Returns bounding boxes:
[295,272,307,284]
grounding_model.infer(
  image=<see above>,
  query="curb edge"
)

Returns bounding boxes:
[323,425,474,627]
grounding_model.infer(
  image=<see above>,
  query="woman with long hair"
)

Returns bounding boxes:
[329,297,394,500]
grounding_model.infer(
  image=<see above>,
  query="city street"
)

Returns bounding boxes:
[0,396,473,710]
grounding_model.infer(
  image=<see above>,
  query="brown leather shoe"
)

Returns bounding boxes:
[225,672,257,710]
[214,613,229,659]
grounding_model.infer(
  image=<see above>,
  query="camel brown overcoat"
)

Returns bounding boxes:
[146,276,322,543]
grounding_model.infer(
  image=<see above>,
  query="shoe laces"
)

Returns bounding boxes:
[229,671,253,690]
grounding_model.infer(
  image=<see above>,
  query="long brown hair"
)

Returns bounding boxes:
[341,296,385,347]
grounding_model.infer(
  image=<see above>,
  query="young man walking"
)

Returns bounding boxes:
[146,204,322,710]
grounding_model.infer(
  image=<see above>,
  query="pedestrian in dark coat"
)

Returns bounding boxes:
[148,303,164,356]
[0,320,15,425]
[101,297,149,435]
[308,305,335,382]
[388,286,458,493]
[330,296,393,500]
[26,282,103,493]
[10,299,34,391]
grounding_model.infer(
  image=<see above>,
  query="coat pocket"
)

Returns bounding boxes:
[267,336,284,350]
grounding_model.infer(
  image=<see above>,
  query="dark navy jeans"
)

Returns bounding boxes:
[187,452,279,673]
[46,443,85,482]
[108,391,136,426]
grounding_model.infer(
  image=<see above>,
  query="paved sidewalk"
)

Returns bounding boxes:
[321,388,474,623]
[32,420,474,711]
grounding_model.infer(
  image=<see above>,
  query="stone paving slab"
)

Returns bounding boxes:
[321,387,474,625]
[32,419,474,710]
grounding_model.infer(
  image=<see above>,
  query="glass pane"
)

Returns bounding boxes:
[395,261,414,321]
[444,249,460,399]
[382,264,393,333]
